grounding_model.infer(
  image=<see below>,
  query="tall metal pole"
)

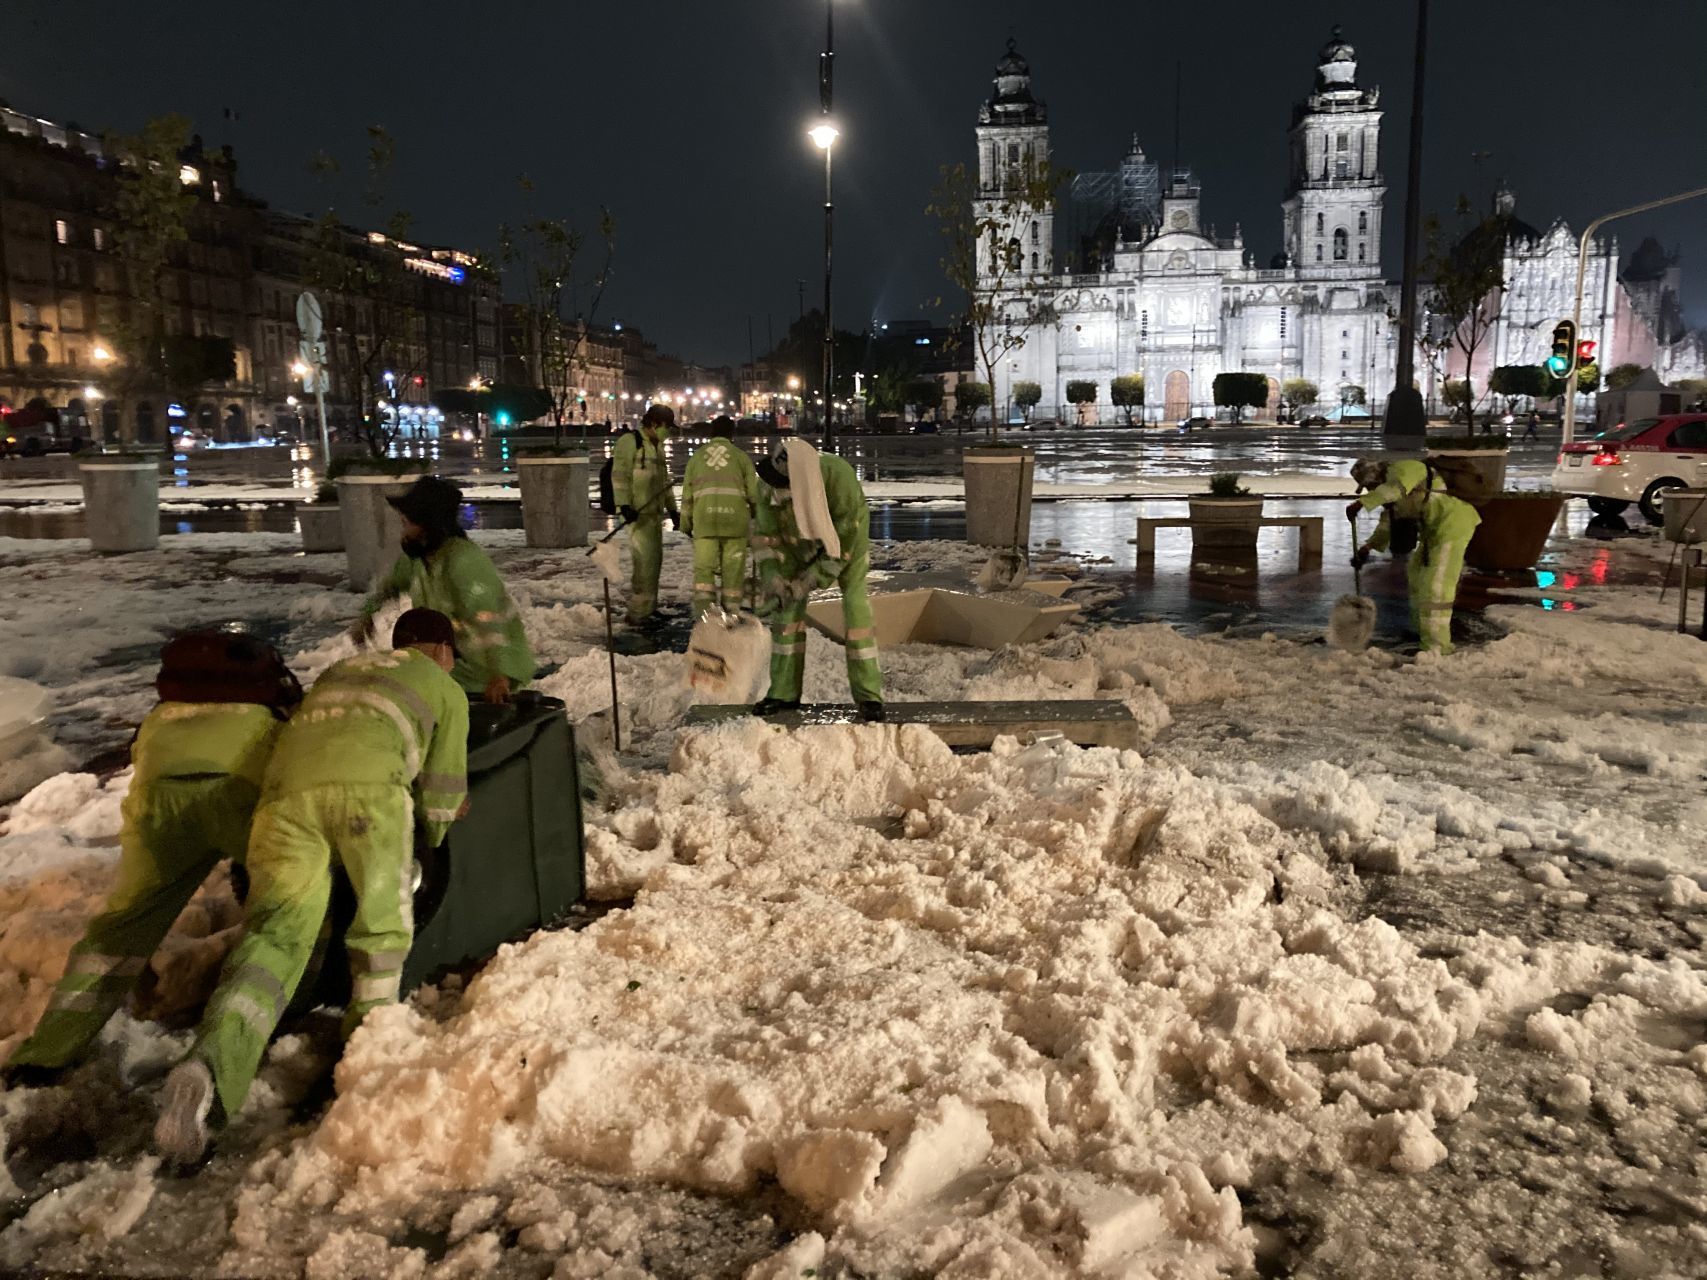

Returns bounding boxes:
[1384,0,1430,448]
[1563,186,1707,444]
[820,0,836,450]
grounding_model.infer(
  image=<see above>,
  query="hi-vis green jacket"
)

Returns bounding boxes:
[680,439,759,539]
[132,702,283,791]
[611,429,678,518]
[754,452,871,589]
[264,649,469,847]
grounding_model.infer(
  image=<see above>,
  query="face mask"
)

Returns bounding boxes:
[402,536,431,559]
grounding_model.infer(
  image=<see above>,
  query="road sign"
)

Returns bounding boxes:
[295,291,323,342]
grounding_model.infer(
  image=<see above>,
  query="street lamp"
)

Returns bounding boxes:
[811,0,838,449]
[92,346,112,363]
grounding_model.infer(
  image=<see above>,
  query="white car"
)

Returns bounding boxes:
[1551,413,1707,523]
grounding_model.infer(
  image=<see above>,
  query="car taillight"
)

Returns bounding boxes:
[1592,450,1621,466]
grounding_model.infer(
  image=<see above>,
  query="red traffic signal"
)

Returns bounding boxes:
[1576,340,1596,364]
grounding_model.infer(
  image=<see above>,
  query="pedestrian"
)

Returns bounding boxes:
[680,415,760,617]
[1348,458,1482,655]
[1523,410,1540,442]
[751,439,884,721]
[610,404,680,625]
[154,609,470,1164]
[351,475,533,704]
[2,629,301,1089]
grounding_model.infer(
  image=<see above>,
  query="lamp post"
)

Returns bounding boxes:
[1561,186,1707,444]
[1384,0,1430,448]
[811,0,837,450]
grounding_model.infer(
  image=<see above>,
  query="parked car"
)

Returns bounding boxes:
[910,420,940,435]
[1551,413,1707,523]
[1177,416,1214,432]
[1300,414,1330,427]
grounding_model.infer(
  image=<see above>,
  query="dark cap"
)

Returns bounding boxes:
[387,476,464,531]
[642,404,675,430]
[710,414,734,437]
[392,608,458,654]
[756,445,790,489]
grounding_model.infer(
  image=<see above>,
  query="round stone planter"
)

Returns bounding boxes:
[963,446,1035,548]
[1188,496,1264,551]
[336,474,420,591]
[1662,488,1707,545]
[1465,492,1567,572]
[1425,447,1509,495]
[518,455,591,548]
[78,459,160,553]
[297,503,344,554]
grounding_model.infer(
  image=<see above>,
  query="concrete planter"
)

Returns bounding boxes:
[1465,492,1567,572]
[1187,496,1264,550]
[297,503,344,554]
[78,460,159,553]
[518,455,590,548]
[963,446,1035,548]
[1426,447,1509,495]
[337,474,420,591]
[1662,488,1707,545]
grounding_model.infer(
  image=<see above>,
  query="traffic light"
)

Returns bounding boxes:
[1576,339,1596,366]
[494,410,511,428]
[1546,319,1577,378]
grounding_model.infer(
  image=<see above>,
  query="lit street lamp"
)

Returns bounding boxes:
[811,0,837,450]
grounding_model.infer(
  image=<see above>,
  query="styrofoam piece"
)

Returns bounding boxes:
[687,698,1140,750]
[805,586,1079,651]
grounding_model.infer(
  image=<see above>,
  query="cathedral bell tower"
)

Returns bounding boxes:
[974,39,1053,283]
[1282,28,1384,276]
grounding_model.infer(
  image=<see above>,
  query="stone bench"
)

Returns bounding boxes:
[687,699,1141,750]
[1131,515,1324,566]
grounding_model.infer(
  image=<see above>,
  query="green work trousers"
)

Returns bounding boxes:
[191,783,415,1120]
[7,775,258,1072]
[767,554,882,703]
[627,512,665,621]
[691,535,749,617]
[1409,533,1470,656]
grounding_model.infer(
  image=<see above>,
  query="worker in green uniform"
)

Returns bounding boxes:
[752,441,884,721]
[351,475,534,703]
[1349,457,1483,656]
[610,405,680,624]
[2,630,300,1089]
[154,609,469,1164]
[680,415,759,617]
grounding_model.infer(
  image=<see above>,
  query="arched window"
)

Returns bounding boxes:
[1031,252,1039,271]
[1336,157,1349,179]
[1358,211,1368,233]
[1315,212,1324,235]
[1030,222,1039,243]
[1315,243,1323,263]
[1333,228,1349,261]
[1357,242,1366,263]
[1006,238,1023,271]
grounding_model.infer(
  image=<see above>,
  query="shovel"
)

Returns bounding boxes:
[1328,510,1378,652]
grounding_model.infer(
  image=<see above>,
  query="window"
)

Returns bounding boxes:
[93,227,106,250]
[1279,307,1287,339]
[1315,212,1324,235]
[1333,228,1349,261]
[1336,133,1349,151]
[1336,158,1349,178]
[1030,222,1039,242]
[1668,421,1707,449]
[1140,310,1149,339]
[67,346,79,366]
[1358,242,1366,262]
[1342,330,1349,338]
[1341,350,1349,360]
[1315,244,1323,263]
[1031,252,1039,271]
[55,219,70,244]
[55,257,78,285]
[1007,143,1020,163]
[1358,212,1368,233]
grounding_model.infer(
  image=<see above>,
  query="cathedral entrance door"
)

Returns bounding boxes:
[1164,370,1190,422]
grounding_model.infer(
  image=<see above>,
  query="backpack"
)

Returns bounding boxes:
[156,628,304,717]
[597,429,641,515]
[1426,456,1498,508]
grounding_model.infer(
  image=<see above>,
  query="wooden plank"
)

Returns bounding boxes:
[687,699,1141,750]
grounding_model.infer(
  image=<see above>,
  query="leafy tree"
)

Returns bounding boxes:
[158,335,236,417]
[1677,377,1707,408]
[1341,384,1367,407]
[1604,363,1648,392]
[956,381,992,418]
[1442,379,1472,419]
[1281,378,1319,410]
[1490,364,1549,406]
[927,159,1069,442]
[760,311,864,404]
[1212,372,1268,424]
[1065,380,1098,405]
[1012,380,1042,421]
[109,114,197,439]
[866,363,917,415]
[1110,374,1145,425]
[498,177,615,442]
[1422,198,1507,434]
[903,378,944,420]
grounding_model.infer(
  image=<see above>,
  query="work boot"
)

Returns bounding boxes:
[751,697,800,717]
[0,1062,65,1090]
[154,1059,219,1166]
[857,701,886,723]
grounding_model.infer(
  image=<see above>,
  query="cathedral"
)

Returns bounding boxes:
[973,30,1705,423]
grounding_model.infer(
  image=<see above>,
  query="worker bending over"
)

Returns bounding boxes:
[680,415,759,617]
[354,475,534,703]
[155,609,469,1163]
[1348,457,1482,656]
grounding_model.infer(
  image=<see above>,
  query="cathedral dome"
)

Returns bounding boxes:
[995,37,1029,78]
[1316,26,1359,90]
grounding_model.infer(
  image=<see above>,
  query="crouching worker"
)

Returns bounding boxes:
[752,439,883,722]
[1348,457,1482,656]
[2,629,301,1090]
[352,475,534,704]
[154,609,469,1163]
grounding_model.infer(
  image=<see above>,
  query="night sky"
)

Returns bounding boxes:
[4,0,1704,367]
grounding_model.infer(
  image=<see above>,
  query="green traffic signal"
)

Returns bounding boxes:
[1546,319,1577,378]
[495,411,512,427]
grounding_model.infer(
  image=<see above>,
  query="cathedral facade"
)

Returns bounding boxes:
[973,31,1704,423]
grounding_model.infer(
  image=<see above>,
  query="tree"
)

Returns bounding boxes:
[761,311,864,405]
[109,114,197,439]
[1065,380,1098,404]
[159,335,236,418]
[1490,364,1549,408]
[1604,363,1648,392]
[1421,198,1507,434]
[903,378,944,420]
[927,159,1068,443]
[1341,384,1367,407]
[498,177,616,442]
[1012,380,1042,421]
[1442,379,1472,420]
[956,381,992,419]
[1281,378,1319,410]
[1212,372,1268,424]
[1110,374,1145,425]
[1677,377,1707,408]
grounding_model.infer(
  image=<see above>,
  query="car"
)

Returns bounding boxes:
[1178,416,1214,431]
[1300,414,1330,427]
[1551,413,1707,523]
